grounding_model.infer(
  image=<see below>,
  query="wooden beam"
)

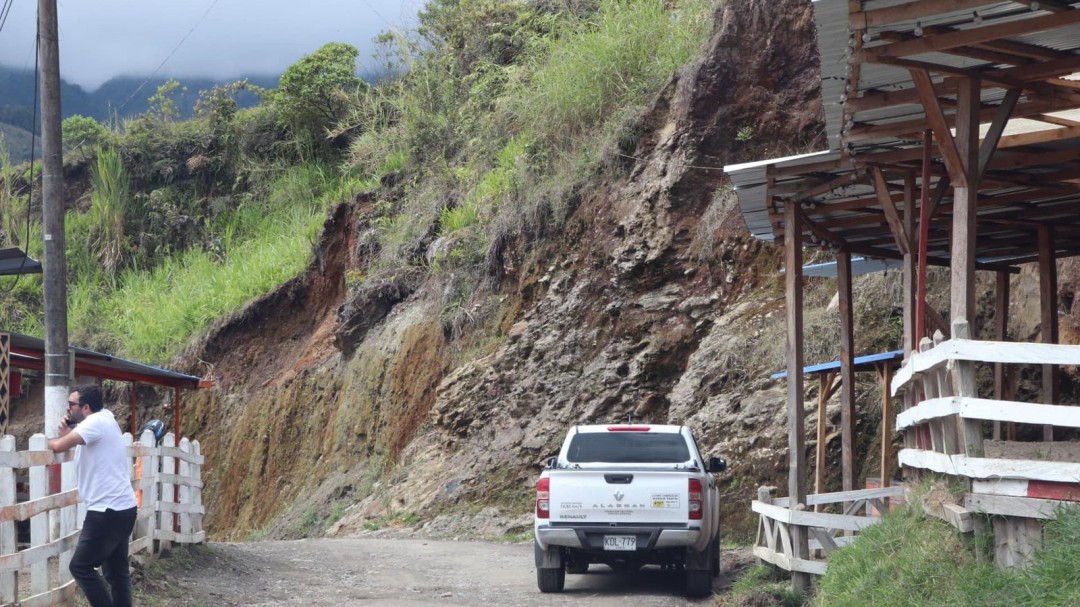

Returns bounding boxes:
[978,88,1022,180]
[858,11,1080,62]
[815,372,838,509]
[1029,113,1080,128]
[996,124,1080,149]
[880,362,895,492]
[852,0,1009,29]
[872,167,911,254]
[910,68,969,186]
[837,251,857,494]
[783,195,810,579]
[903,171,917,355]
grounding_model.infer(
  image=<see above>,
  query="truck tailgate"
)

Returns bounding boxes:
[549,471,688,524]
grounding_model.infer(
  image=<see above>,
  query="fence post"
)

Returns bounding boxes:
[952,318,984,457]
[59,451,77,584]
[28,434,49,596]
[0,435,16,603]
[161,433,176,553]
[933,331,962,455]
[192,440,202,538]
[136,430,155,552]
[179,437,191,541]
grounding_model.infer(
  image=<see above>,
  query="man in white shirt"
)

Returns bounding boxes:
[48,384,138,607]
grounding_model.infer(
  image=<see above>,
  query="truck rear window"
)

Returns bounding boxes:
[566,433,691,464]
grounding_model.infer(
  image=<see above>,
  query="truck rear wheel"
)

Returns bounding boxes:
[686,569,711,597]
[711,535,721,577]
[537,566,566,592]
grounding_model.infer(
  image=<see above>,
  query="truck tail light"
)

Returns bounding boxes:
[536,477,550,519]
[688,478,703,520]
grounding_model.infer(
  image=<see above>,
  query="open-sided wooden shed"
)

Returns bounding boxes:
[726,0,1080,588]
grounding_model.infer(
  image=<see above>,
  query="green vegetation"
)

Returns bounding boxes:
[0,0,718,366]
[812,505,1080,607]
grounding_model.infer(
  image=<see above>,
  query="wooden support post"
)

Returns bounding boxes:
[903,172,917,356]
[934,330,962,455]
[783,201,810,592]
[951,77,980,328]
[919,337,942,452]
[953,318,983,458]
[879,363,894,498]
[815,373,829,508]
[994,271,1010,441]
[837,250,857,493]
[0,334,8,437]
[1038,225,1058,442]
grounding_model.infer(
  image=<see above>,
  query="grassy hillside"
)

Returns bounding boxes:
[0,123,39,165]
[0,0,718,365]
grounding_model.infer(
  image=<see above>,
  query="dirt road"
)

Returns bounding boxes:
[139,538,751,606]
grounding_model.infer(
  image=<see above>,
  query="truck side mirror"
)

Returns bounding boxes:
[708,457,727,473]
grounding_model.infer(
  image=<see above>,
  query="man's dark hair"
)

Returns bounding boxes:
[71,384,103,412]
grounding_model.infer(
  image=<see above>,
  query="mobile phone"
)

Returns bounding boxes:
[65,417,77,428]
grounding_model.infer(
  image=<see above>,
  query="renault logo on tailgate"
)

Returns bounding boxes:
[614,491,625,502]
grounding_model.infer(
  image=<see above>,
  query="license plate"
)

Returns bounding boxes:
[603,535,636,551]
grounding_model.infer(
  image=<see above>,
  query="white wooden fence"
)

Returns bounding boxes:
[752,485,904,575]
[0,431,203,607]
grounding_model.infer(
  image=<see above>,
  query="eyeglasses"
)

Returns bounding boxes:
[68,400,82,408]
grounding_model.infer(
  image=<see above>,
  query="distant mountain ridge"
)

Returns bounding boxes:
[0,65,280,133]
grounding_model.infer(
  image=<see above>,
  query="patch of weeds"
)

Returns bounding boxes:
[327,503,346,527]
[718,564,806,607]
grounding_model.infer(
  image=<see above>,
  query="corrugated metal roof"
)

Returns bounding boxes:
[6,331,204,389]
[727,0,1080,272]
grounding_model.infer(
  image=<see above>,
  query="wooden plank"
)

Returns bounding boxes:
[0,448,72,469]
[896,396,961,431]
[751,501,882,532]
[0,436,15,603]
[952,320,984,458]
[193,440,204,536]
[28,435,47,596]
[157,473,204,489]
[1027,480,1080,501]
[809,527,840,555]
[934,331,963,456]
[900,448,1080,483]
[153,529,206,544]
[903,171,917,355]
[0,489,80,523]
[804,486,905,506]
[0,530,79,573]
[993,271,1009,440]
[154,501,205,515]
[881,362,895,490]
[16,580,78,607]
[952,77,981,328]
[815,374,831,504]
[157,446,205,465]
[972,479,1029,497]
[752,546,828,576]
[892,339,1080,396]
[60,458,76,584]
[858,10,1080,61]
[960,398,1080,428]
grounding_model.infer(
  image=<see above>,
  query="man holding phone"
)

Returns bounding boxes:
[48,384,138,607]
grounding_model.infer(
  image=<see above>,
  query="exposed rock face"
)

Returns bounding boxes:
[183,0,830,540]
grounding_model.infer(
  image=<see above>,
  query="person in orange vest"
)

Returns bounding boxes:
[48,384,138,607]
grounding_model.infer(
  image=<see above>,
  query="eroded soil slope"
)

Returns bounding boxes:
[179,0,827,540]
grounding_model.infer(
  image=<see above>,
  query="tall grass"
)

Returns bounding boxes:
[74,164,334,363]
[814,505,1080,607]
[87,147,131,273]
[506,0,713,149]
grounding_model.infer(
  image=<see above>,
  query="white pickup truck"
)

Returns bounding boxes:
[533,424,727,597]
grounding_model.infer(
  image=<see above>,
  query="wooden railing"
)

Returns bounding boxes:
[891,318,1080,487]
[0,431,203,607]
[752,485,904,575]
[891,317,1080,566]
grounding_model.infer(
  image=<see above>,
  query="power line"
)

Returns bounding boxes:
[115,0,222,115]
[0,0,16,35]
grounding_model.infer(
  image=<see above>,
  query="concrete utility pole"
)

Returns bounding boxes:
[38,0,70,434]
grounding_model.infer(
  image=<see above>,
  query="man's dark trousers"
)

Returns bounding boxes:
[70,507,138,607]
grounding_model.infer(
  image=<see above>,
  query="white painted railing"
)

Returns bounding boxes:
[0,431,203,607]
[752,485,903,575]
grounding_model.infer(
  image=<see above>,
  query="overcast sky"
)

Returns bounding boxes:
[0,0,423,90]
